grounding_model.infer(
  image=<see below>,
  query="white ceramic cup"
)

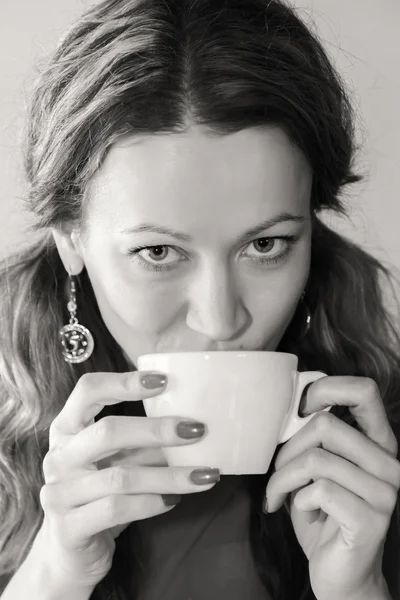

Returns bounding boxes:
[137,351,330,474]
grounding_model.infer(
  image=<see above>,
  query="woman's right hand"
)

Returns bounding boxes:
[34,371,220,590]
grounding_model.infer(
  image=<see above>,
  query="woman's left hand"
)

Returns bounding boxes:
[265,376,400,600]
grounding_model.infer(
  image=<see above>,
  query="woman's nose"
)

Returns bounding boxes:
[185,268,251,342]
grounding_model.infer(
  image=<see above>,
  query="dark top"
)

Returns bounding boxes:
[135,474,271,600]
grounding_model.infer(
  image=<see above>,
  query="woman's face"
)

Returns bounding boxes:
[59,126,313,368]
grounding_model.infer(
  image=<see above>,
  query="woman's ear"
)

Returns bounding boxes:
[51,223,85,275]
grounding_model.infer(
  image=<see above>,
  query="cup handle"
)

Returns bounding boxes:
[278,371,331,444]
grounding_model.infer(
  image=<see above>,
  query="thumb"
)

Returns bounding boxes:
[298,380,331,416]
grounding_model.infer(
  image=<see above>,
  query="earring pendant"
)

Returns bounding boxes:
[301,290,312,335]
[59,275,95,363]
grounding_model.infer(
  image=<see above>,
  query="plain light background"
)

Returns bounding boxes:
[0,0,399,282]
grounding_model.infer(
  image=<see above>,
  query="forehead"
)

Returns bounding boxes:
[85,126,312,228]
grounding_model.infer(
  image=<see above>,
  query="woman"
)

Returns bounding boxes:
[0,0,399,599]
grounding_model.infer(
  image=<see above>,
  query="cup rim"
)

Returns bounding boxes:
[137,350,298,360]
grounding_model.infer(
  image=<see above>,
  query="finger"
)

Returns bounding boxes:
[285,492,321,523]
[304,509,321,524]
[293,479,389,545]
[61,494,179,544]
[285,492,328,526]
[51,415,205,471]
[274,412,400,491]
[95,447,168,470]
[41,464,219,510]
[299,376,398,457]
[266,448,397,514]
[50,371,167,442]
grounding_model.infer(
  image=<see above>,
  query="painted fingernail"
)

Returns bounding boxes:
[176,420,206,439]
[162,494,182,506]
[189,468,220,485]
[140,372,168,389]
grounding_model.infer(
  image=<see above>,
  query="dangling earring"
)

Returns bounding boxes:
[300,291,312,336]
[59,273,95,363]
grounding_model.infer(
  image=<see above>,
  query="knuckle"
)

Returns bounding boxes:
[93,416,117,443]
[305,447,325,471]
[48,420,59,443]
[75,372,112,398]
[39,484,53,511]
[41,451,53,479]
[152,417,170,445]
[48,417,67,447]
[109,466,132,493]
[312,411,335,437]
[381,485,398,512]
[121,371,134,394]
[361,377,380,398]
[315,478,333,498]
[39,483,61,514]
[75,372,98,394]
[170,467,184,488]
[42,448,61,483]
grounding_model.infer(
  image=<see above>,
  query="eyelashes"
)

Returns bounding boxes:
[127,235,300,273]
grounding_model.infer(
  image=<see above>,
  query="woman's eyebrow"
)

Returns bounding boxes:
[120,212,306,245]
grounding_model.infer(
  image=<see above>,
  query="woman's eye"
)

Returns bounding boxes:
[244,238,286,259]
[127,235,300,272]
[128,245,182,271]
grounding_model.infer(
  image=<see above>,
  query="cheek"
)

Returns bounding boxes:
[115,285,177,331]
[87,254,179,332]
[115,275,187,334]
[253,293,298,334]
[251,258,309,334]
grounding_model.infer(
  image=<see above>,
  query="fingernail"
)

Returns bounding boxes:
[262,495,269,514]
[140,372,167,389]
[162,494,182,506]
[176,420,206,439]
[189,468,220,485]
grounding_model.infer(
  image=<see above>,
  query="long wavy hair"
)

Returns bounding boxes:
[0,1,399,599]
